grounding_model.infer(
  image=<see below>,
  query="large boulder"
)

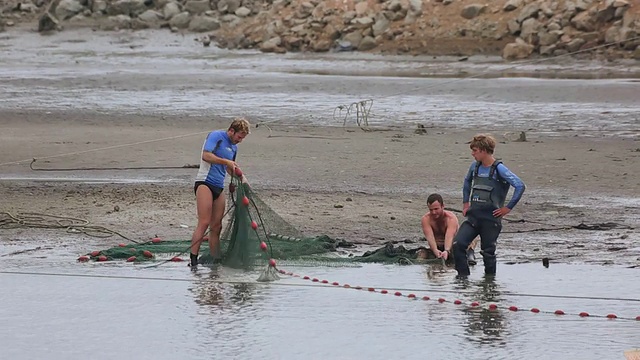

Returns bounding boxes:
[503,39,535,60]
[188,15,220,32]
[55,0,84,20]
[107,0,148,17]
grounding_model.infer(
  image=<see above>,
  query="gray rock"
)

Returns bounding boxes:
[566,37,586,52]
[103,14,132,30]
[547,21,562,31]
[539,2,555,17]
[358,36,376,50]
[260,36,282,52]
[221,14,240,23]
[539,30,561,46]
[575,0,592,12]
[580,32,600,42]
[386,0,402,12]
[408,0,422,15]
[614,0,629,7]
[614,6,628,19]
[185,0,210,14]
[163,2,181,20]
[168,11,190,28]
[517,3,539,23]
[291,24,306,33]
[311,38,331,52]
[342,10,357,23]
[460,4,486,19]
[539,44,557,55]
[571,10,595,32]
[372,13,390,36]
[503,0,522,12]
[107,0,147,17]
[351,16,374,28]
[235,6,251,17]
[188,15,220,32]
[502,40,534,59]
[343,31,363,48]
[295,1,314,18]
[138,9,162,23]
[507,18,520,34]
[520,17,541,40]
[619,27,639,50]
[597,3,616,23]
[20,2,39,12]
[553,49,569,56]
[55,0,84,21]
[605,26,620,43]
[92,0,107,13]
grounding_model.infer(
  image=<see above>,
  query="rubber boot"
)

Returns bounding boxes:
[467,248,477,266]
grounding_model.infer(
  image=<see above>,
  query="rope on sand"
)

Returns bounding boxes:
[0,130,211,167]
[29,158,198,172]
[0,211,138,243]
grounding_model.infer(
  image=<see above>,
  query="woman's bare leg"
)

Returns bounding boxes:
[208,192,226,259]
[190,185,213,266]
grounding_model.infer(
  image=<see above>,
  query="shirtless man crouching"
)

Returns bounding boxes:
[419,193,477,265]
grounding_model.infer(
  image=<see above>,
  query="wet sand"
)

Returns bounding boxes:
[0,29,639,267]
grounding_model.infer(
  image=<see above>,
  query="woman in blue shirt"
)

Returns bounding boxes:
[190,118,250,268]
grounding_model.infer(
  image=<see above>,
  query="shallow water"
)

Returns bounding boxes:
[0,29,639,137]
[1,254,638,360]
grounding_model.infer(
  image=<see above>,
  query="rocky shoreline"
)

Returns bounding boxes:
[1,0,639,60]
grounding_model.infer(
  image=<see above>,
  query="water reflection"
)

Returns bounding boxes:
[455,275,509,347]
[189,268,258,310]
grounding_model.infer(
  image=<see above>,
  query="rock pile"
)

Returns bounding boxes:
[0,0,638,60]
[500,0,639,59]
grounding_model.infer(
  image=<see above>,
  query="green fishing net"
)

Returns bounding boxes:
[81,175,444,272]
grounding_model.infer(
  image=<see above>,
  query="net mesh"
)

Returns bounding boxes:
[83,175,444,270]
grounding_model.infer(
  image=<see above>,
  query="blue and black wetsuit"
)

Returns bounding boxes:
[453,160,526,276]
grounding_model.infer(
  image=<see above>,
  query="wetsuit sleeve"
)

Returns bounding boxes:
[203,131,223,153]
[462,163,475,203]
[496,163,526,209]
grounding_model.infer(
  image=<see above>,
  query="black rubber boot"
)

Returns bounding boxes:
[189,253,198,268]
[480,250,497,275]
[467,249,477,266]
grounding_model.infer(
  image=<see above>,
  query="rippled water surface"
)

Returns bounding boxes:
[1,254,639,360]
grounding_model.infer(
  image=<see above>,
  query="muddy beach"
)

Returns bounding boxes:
[0,28,639,268]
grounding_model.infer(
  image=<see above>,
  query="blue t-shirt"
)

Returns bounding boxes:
[195,130,237,188]
[462,161,526,210]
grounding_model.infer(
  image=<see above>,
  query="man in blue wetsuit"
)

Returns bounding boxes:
[453,134,525,278]
[190,118,250,267]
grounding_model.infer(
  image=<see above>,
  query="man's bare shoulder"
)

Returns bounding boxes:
[444,210,460,223]
[422,212,438,225]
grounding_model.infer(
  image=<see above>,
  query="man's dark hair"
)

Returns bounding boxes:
[427,193,444,206]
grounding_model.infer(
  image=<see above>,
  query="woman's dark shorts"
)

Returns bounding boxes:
[194,181,224,201]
